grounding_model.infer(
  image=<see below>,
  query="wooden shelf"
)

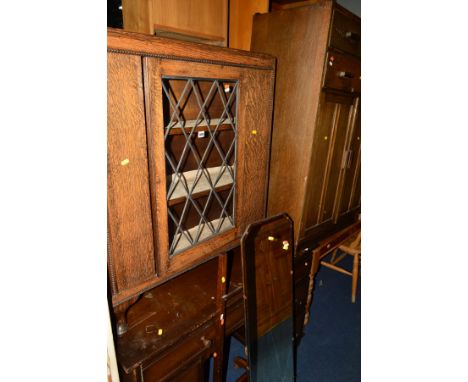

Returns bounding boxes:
[168,183,233,207]
[172,217,234,254]
[166,118,236,135]
[167,165,234,201]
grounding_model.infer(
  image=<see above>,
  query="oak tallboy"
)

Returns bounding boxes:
[252,0,361,338]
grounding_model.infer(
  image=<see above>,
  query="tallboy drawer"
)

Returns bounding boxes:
[329,7,361,57]
[323,51,360,93]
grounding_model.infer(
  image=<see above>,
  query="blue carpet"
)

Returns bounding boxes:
[296,255,361,382]
[225,253,361,382]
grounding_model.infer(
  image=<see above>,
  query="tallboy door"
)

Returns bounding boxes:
[143,58,272,276]
[318,94,354,225]
[303,92,354,234]
[337,98,361,218]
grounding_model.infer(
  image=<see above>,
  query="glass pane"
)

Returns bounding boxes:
[162,77,238,256]
[254,317,294,381]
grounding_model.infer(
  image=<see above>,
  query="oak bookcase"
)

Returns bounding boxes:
[107,28,275,335]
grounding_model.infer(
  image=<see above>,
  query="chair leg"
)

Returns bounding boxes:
[351,253,360,303]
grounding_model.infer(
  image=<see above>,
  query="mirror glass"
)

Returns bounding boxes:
[241,214,295,382]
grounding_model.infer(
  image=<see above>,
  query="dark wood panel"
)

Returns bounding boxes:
[107,52,155,294]
[241,215,294,338]
[142,325,213,381]
[303,209,358,245]
[303,95,337,230]
[165,362,204,382]
[294,250,312,282]
[339,99,360,216]
[319,95,353,223]
[323,50,360,93]
[329,5,361,57]
[349,160,361,211]
[117,258,219,372]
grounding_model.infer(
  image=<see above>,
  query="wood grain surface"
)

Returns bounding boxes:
[337,97,361,217]
[251,3,333,242]
[229,0,269,50]
[122,0,153,34]
[108,28,274,70]
[252,1,361,245]
[108,52,155,294]
[152,0,228,46]
[235,68,275,234]
[108,30,275,315]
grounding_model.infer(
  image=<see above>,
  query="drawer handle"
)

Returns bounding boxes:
[338,71,354,79]
[345,31,360,43]
[200,336,212,347]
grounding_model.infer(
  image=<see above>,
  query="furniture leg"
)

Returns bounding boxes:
[113,295,139,336]
[304,248,320,326]
[331,252,347,265]
[303,274,314,326]
[222,335,232,382]
[351,253,359,303]
[233,355,249,381]
[214,253,228,382]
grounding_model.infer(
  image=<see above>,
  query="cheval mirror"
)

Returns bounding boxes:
[240,214,295,382]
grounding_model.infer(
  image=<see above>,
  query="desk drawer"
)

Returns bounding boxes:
[142,322,215,381]
[323,51,360,93]
[314,222,361,258]
[329,8,361,56]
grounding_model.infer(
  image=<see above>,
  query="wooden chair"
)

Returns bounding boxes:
[320,231,361,303]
